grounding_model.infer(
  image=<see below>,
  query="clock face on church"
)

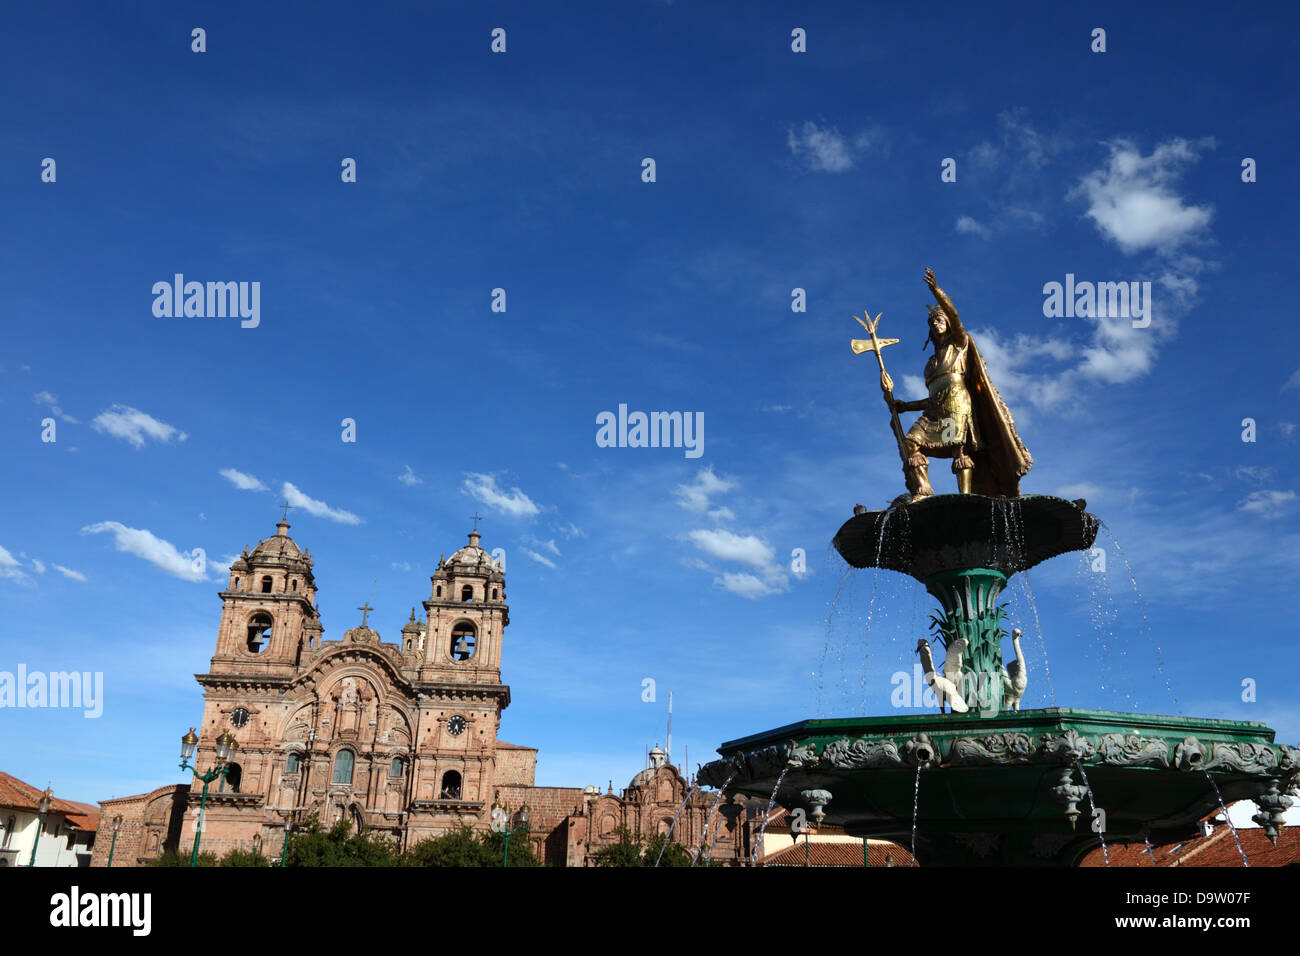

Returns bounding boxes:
[447,715,467,736]
[230,707,250,729]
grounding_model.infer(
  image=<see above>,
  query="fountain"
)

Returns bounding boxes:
[699,270,1298,866]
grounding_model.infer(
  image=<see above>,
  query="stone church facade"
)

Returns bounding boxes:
[93,518,748,865]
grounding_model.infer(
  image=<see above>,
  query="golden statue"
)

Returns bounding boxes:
[852,268,1032,500]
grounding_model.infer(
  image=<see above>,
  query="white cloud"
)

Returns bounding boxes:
[391,560,413,572]
[523,536,561,557]
[398,465,422,487]
[787,122,857,173]
[34,391,80,424]
[53,565,87,582]
[1069,138,1214,254]
[81,521,206,581]
[1238,490,1296,518]
[32,559,46,574]
[707,507,736,522]
[675,466,736,513]
[92,405,188,448]
[955,215,989,237]
[0,545,25,580]
[462,473,541,518]
[219,468,267,491]
[557,522,586,539]
[282,481,363,525]
[687,529,775,569]
[522,548,557,569]
[716,571,782,600]
[1283,368,1300,391]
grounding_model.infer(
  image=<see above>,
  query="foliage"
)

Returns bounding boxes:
[405,823,541,867]
[147,848,217,867]
[219,847,269,867]
[283,814,402,867]
[591,825,701,867]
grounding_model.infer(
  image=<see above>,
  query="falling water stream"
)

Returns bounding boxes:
[1075,759,1109,866]
[1015,571,1058,706]
[910,762,922,866]
[1202,770,1250,866]
[1099,524,1181,714]
[749,766,790,866]
[691,770,738,865]
[653,785,699,867]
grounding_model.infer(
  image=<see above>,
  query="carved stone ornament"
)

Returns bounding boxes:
[786,742,819,770]
[1039,728,1096,764]
[947,732,1034,766]
[1173,736,1206,771]
[1251,779,1294,846]
[819,737,903,770]
[1049,765,1090,829]
[1097,733,1170,768]
[1204,742,1278,774]
[902,733,941,768]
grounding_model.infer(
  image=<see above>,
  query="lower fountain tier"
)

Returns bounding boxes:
[701,708,1298,866]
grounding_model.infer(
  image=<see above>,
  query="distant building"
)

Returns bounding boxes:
[90,519,744,865]
[0,771,99,867]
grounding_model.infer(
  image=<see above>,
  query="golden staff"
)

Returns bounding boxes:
[850,310,906,462]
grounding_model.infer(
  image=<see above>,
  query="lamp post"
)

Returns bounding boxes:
[178,726,238,867]
[281,819,294,868]
[107,815,123,868]
[27,787,53,867]
[489,795,529,867]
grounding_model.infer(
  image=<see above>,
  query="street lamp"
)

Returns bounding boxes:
[28,787,53,867]
[489,794,529,867]
[178,726,239,867]
[107,814,123,868]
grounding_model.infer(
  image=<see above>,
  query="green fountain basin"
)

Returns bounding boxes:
[701,708,1298,866]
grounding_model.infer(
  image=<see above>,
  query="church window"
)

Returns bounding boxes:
[291,579,297,591]
[285,753,301,774]
[439,771,462,800]
[436,585,442,597]
[390,757,405,777]
[246,612,274,653]
[332,750,355,785]
[450,622,476,661]
[1,816,14,848]
[461,585,473,602]
[223,763,242,792]
[233,578,241,590]
[492,588,498,600]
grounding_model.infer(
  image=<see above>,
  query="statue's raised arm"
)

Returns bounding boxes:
[924,268,965,341]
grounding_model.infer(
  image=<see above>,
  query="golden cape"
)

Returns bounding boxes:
[964,333,1033,497]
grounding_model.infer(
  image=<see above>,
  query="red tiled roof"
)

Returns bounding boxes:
[763,840,915,867]
[1080,825,1300,867]
[0,772,100,830]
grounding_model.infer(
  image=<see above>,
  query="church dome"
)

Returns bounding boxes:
[440,530,501,575]
[250,519,305,561]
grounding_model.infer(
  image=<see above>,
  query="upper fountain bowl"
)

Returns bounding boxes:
[832,494,1099,582]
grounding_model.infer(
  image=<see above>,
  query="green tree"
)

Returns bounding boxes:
[591,825,648,867]
[219,847,269,867]
[284,814,402,867]
[404,824,541,867]
[591,825,715,867]
[147,849,217,867]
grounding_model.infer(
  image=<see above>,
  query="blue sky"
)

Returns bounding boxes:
[2,1,1298,803]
